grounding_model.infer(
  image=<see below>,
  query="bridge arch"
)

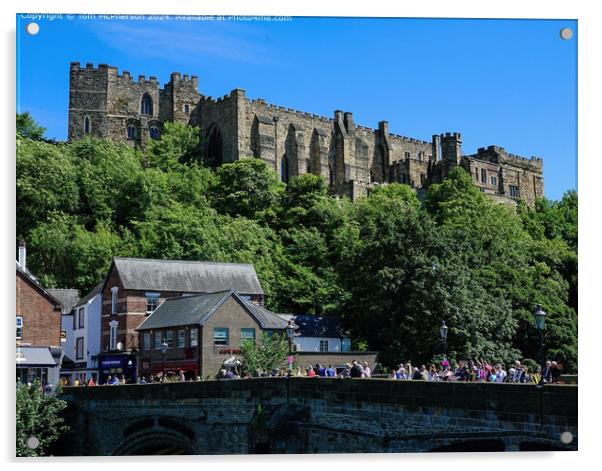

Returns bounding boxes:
[112,418,197,456]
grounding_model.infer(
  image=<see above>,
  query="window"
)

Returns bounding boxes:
[481,168,487,183]
[16,317,23,339]
[214,328,229,346]
[111,287,118,315]
[127,125,136,139]
[491,176,498,187]
[149,126,160,140]
[241,328,256,345]
[141,93,153,115]
[166,330,173,348]
[109,321,118,350]
[76,337,84,360]
[72,311,77,330]
[154,331,162,350]
[404,152,410,159]
[319,340,329,352]
[184,104,190,115]
[84,116,90,134]
[177,329,185,348]
[145,293,159,315]
[509,185,520,198]
[475,168,479,180]
[78,308,85,329]
[142,332,151,351]
[190,328,198,347]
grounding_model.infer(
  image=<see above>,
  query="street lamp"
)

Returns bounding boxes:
[285,320,298,378]
[160,339,168,383]
[533,304,547,385]
[439,320,449,356]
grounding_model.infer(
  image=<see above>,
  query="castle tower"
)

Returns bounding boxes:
[440,132,462,171]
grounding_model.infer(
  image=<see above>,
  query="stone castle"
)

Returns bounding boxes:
[68,62,544,206]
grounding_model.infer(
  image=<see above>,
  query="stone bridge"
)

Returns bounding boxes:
[57,378,577,455]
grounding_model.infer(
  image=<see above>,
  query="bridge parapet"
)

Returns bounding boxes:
[58,378,577,455]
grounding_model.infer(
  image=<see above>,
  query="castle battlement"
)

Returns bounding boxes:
[68,61,544,207]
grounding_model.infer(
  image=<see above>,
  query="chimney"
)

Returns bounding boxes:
[18,239,26,271]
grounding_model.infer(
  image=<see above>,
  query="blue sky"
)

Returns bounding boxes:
[16,15,577,200]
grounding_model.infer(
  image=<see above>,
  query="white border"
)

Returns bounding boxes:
[2,1,598,471]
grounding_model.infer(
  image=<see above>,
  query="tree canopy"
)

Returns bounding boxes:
[15,113,578,371]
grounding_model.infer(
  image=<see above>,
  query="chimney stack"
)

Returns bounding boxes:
[18,239,26,271]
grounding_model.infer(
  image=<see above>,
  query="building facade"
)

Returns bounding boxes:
[59,282,103,385]
[68,62,544,207]
[15,242,64,386]
[98,257,265,382]
[136,290,288,380]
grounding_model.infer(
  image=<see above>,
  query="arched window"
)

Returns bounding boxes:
[149,126,160,140]
[281,155,289,183]
[127,125,136,140]
[141,93,153,115]
[84,116,91,134]
[206,126,223,166]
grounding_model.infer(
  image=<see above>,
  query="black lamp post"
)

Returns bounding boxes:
[439,320,449,357]
[160,339,168,383]
[285,320,298,378]
[533,304,547,386]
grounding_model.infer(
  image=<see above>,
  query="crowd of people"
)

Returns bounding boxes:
[383,358,563,383]
[59,358,564,387]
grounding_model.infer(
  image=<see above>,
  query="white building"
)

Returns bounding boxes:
[58,282,103,384]
[279,314,351,353]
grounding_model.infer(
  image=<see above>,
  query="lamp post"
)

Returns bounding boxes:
[533,304,547,386]
[160,339,168,383]
[285,320,298,378]
[439,320,449,357]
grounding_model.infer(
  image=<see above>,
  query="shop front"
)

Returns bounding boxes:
[98,354,137,384]
[16,346,60,387]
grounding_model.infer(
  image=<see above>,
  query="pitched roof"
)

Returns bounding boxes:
[112,257,264,295]
[47,289,80,314]
[74,281,104,308]
[281,314,346,338]
[136,290,287,331]
[16,262,63,308]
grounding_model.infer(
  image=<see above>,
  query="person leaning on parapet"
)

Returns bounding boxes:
[362,362,371,378]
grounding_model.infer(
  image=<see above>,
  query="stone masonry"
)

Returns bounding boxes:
[68,62,544,207]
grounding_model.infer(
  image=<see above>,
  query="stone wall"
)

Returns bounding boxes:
[58,378,577,455]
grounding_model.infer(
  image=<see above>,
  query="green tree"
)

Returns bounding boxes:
[212,158,285,219]
[16,382,68,457]
[240,332,291,376]
[16,112,46,141]
[145,122,204,169]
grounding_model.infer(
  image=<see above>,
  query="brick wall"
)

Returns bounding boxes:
[16,271,61,347]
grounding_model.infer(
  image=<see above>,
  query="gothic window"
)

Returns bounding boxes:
[281,155,290,183]
[127,125,136,140]
[149,126,160,140]
[84,116,91,134]
[207,126,223,166]
[141,93,153,115]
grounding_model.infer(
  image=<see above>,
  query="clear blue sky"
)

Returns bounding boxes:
[16,15,577,200]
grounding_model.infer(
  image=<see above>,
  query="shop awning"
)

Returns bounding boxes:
[16,347,57,367]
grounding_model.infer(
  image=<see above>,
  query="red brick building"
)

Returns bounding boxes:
[16,242,64,385]
[98,257,265,382]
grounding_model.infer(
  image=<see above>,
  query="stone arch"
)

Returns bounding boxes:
[112,418,197,456]
[141,93,153,116]
[206,124,224,167]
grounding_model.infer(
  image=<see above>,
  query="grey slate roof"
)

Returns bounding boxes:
[113,257,264,295]
[74,281,104,308]
[47,289,80,314]
[136,290,287,331]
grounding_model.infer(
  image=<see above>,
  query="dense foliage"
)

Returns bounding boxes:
[16,382,68,457]
[16,114,578,371]
[240,332,291,375]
